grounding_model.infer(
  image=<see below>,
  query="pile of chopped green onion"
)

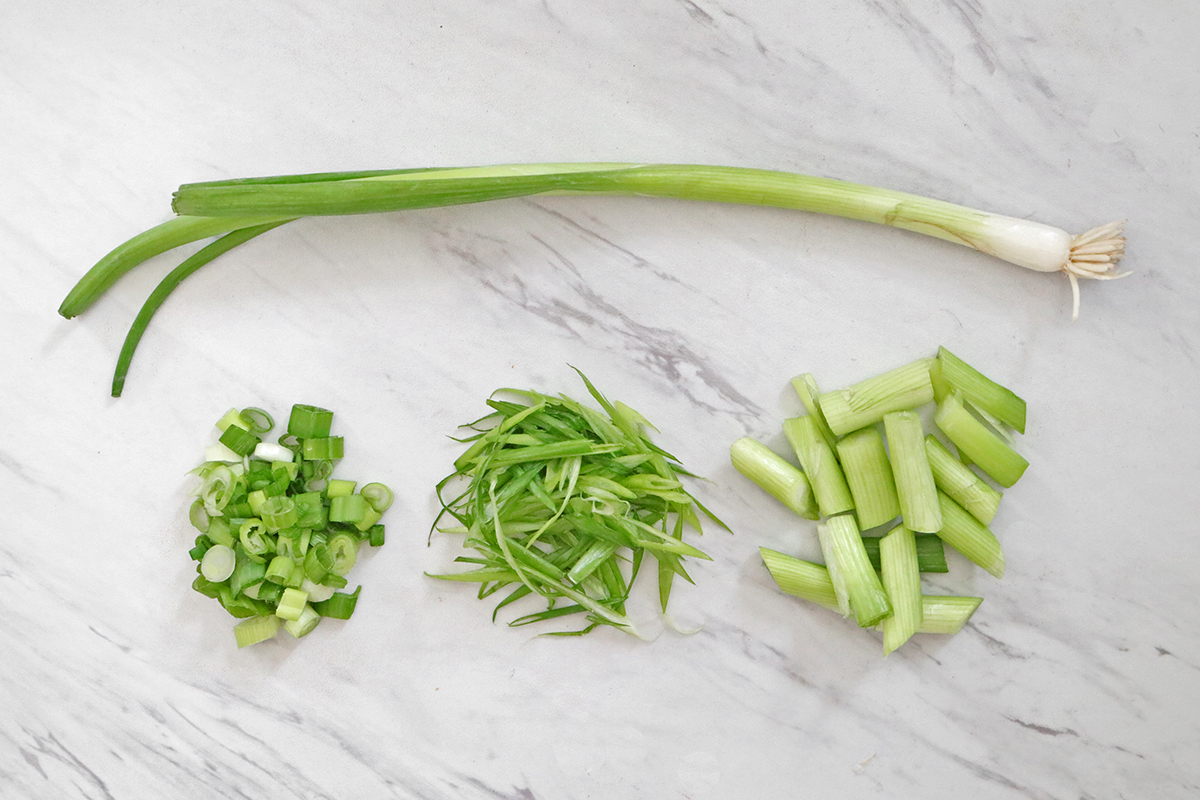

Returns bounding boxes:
[187,404,392,648]
[429,370,726,636]
[732,347,1027,654]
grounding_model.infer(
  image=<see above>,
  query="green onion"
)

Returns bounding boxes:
[326,479,356,498]
[817,514,891,628]
[274,588,308,621]
[312,586,362,619]
[860,532,948,573]
[883,411,942,533]
[835,427,901,530]
[790,374,838,453]
[934,391,1029,488]
[360,483,394,513]
[301,436,344,461]
[782,416,854,517]
[326,532,359,576]
[879,525,923,655]
[200,544,236,582]
[935,491,1006,578]
[761,548,982,636]
[429,370,724,634]
[729,437,819,520]
[284,604,321,638]
[818,359,935,436]
[925,435,1002,525]
[328,494,368,524]
[234,615,282,648]
[936,347,1027,434]
[219,425,260,457]
[288,404,334,438]
[61,163,1125,397]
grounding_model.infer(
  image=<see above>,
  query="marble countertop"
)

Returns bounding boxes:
[4,2,1198,798]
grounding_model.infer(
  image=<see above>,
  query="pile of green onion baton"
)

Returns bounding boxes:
[187,403,392,648]
[428,370,726,635]
[732,347,1027,655]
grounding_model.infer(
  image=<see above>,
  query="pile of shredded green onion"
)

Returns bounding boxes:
[733,347,1028,655]
[187,403,392,648]
[429,370,726,636]
[57,162,1127,397]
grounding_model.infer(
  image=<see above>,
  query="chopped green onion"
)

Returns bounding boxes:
[782,415,854,517]
[302,436,344,460]
[729,437,819,520]
[219,425,261,457]
[229,546,267,595]
[200,544,236,582]
[936,347,1027,434]
[359,483,394,513]
[258,496,298,532]
[252,442,294,463]
[274,587,309,621]
[284,604,321,638]
[835,427,901,530]
[935,491,1006,578]
[934,391,1029,488]
[367,524,385,547]
[326,532,359,576]
[328,494,368,524]
[879,525,923,655]
[234,615,282,648]
[216,408,250,432]
[925,435,1002,525]
[239,407,275,434]
[265,555,296,585]
[913,595,983,634]
[189,499,210,533]
[288,404,334,439]
[312,586,362,619]
[818,359,935,436]
[326,479,356,498]
[883,411,942,533]
[818,514,891,628]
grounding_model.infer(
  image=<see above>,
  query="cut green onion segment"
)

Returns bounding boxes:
[729,437,819,520]
[818,514,891,628]
[186,404,391,647]
[879,525,923,655]
[818,359,936,436]
[934,391,1029,488]
[60,163,1125,397]
[935,347,1027,434]
[883,410,942,534]
[836,427,901,531]
[782,415,854,518]
[935,491,1006,579]
[925,435,1002,525]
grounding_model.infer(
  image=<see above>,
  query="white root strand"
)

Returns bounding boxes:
[1063,220,1128,322]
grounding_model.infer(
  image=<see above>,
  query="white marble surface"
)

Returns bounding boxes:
[3,1,1199,798]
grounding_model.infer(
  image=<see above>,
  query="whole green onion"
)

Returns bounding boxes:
[59,162,1127,397]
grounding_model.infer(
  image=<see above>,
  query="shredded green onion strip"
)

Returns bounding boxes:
[187,403,392,648]
[429,370,726,635]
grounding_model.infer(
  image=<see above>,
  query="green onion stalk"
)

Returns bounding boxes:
[58,163,1128,396]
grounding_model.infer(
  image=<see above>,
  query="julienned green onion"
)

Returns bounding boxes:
[729,437,819,520]
[934,391,1029,488]
[835,427,901,530]
[59,163,1126,398]
[925,435,1002,525]
[782,415,854,518]
[760,548,982,635]
[883,411,942,533]
[186,403,391,647]
[818,359,936,436]
[429,370,725,635]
